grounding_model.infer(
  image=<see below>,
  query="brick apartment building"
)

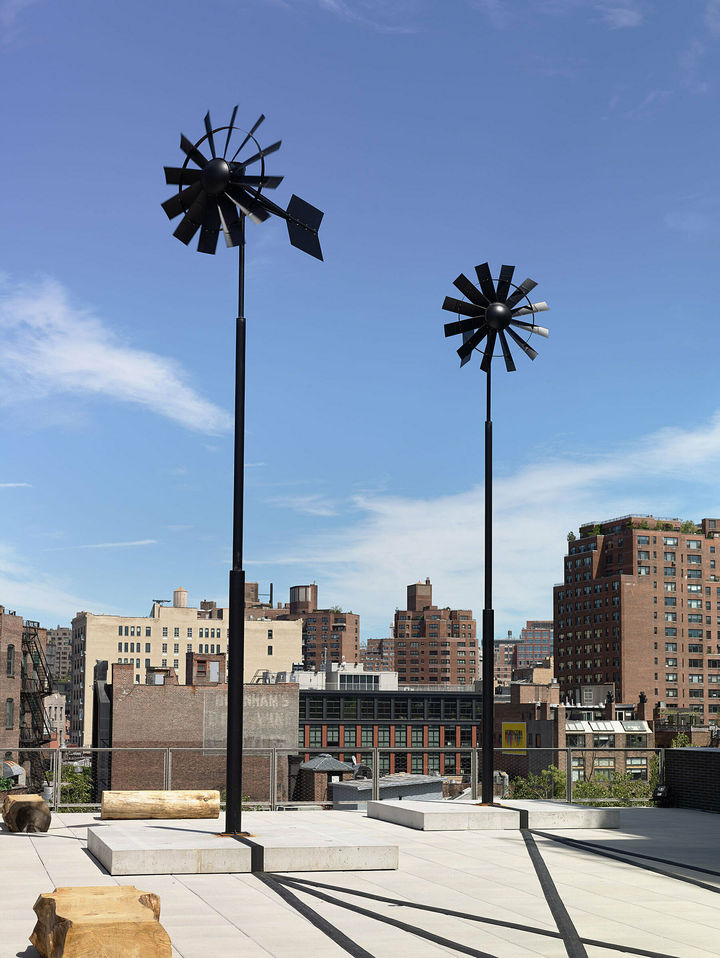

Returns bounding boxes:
[0,605,22,757]
[513,620,553,670]
[392,579,477,685]
[247,583,360,671]
[494,682,654,784]
[360,638,395,672]
[494,633,517,687]
[554,515,720,723]
[45,626,72,689]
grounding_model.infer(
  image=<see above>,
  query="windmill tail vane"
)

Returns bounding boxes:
[161,107,323,260]
[442,262,549,371]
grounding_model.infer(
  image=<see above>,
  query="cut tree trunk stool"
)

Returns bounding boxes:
[30,885,171,958]
[101,789,220,820]
[2,793,51,832]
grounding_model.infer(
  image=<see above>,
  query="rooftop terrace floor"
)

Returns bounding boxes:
[2,806,720,958]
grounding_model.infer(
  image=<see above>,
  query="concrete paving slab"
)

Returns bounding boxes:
[367,799,520,830]
[87,823,252,875]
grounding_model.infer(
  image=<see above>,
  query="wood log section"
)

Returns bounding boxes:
[2,793,51,832]
[100,789,220,820]
[30,885,171,958]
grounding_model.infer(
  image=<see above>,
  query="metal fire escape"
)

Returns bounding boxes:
[20,620,54,786]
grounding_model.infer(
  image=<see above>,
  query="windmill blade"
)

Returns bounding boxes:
[223,105,239,158]
[230,114,265,162]
[453,273,489,309]
[498,330,516,372]
[197,199,221,254]
[442,296,483,318]
[225,185,271,223]
[444,316,484,338]
[512,301,549,317]
[242,140,282,167]
[506,325,538,360]
[510,319,549,338]
[234,174,284,189]
[161,181,203,220]
[204,111,216,158]
[475,262,497,302]
[173,194,206,245]
[460,329,475,368]
[495,265,515,303]
[480,329,498,373]
[180,134,209,169]
[164,166,203,186]
[457,323,489,362]
[505,277,538,309]
[217,194,242,247]
[286,194,324,260]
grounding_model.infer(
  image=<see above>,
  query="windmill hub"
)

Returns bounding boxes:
[485,301,512,330]
[202,158,230,195]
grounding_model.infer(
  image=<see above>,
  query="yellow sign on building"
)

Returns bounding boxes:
[502,722,526,754]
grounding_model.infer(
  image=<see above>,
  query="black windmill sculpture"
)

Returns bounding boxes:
[162,108,323,834]
[442,262,549,804]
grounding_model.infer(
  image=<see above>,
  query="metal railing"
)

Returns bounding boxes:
[0,745,664,812]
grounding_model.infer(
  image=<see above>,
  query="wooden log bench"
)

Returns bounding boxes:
[100,789,220,820]
[2,793,51,833]
[30,885,171,958]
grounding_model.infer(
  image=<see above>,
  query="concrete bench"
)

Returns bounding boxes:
[30,885,171,957]
[100,789,220,820]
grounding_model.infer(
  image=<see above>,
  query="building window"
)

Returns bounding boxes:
[145,643,151,653]
[394,726,407,747]
[118,626,123,636]
[187,628,192,637]
[146,627,151,637]
[161,658,167,667]
[268,629,273,640]
[267,645,273,656]
[309,727,322,748]
[5,698,14,729]
[174,628,179,638]
[145,659,150,668]
[162,643,167,653]
[594,757,615,781]
[343,726,357,747]
[162,627,168,637]
[173,643,179,654]
[173,659,179,669]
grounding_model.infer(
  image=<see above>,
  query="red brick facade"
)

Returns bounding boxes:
[0,607,22,757]
[555,515,720,722]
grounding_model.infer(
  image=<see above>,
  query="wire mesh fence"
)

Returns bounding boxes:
[0,745,664,812]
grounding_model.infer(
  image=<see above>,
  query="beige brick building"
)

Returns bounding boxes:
[71,587,302,746]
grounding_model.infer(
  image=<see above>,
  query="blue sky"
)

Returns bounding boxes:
[1,0,720,643]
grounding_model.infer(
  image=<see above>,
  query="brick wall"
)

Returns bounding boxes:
[0,609,23,756]
[665,747,720,813]
[106,664,299,801]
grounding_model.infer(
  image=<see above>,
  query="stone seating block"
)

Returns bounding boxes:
[2,793,51,833]
[30,885,171,957]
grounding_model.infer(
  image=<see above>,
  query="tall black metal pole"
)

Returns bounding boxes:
[481,366,494,804]
[226,216,247,834]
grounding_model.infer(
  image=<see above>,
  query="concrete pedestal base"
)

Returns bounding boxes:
[367,800,520,831]
[87,818,398,875]
[87,825,252,876]
[242,819,398,872]
[498,800,620,829]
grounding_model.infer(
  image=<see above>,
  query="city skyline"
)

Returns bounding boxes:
[1,2,720,641]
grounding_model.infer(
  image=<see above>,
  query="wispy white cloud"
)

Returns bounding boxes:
[0,0,41,44]
[266,493,340,517]
[477,0,647,29]
[289,0,424,33]
[0,482,30,488]
[705,0,720,33]
[0,539,105,620]
[46,539,158,551]
[250,412,720,635]
[0,278,232,434]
